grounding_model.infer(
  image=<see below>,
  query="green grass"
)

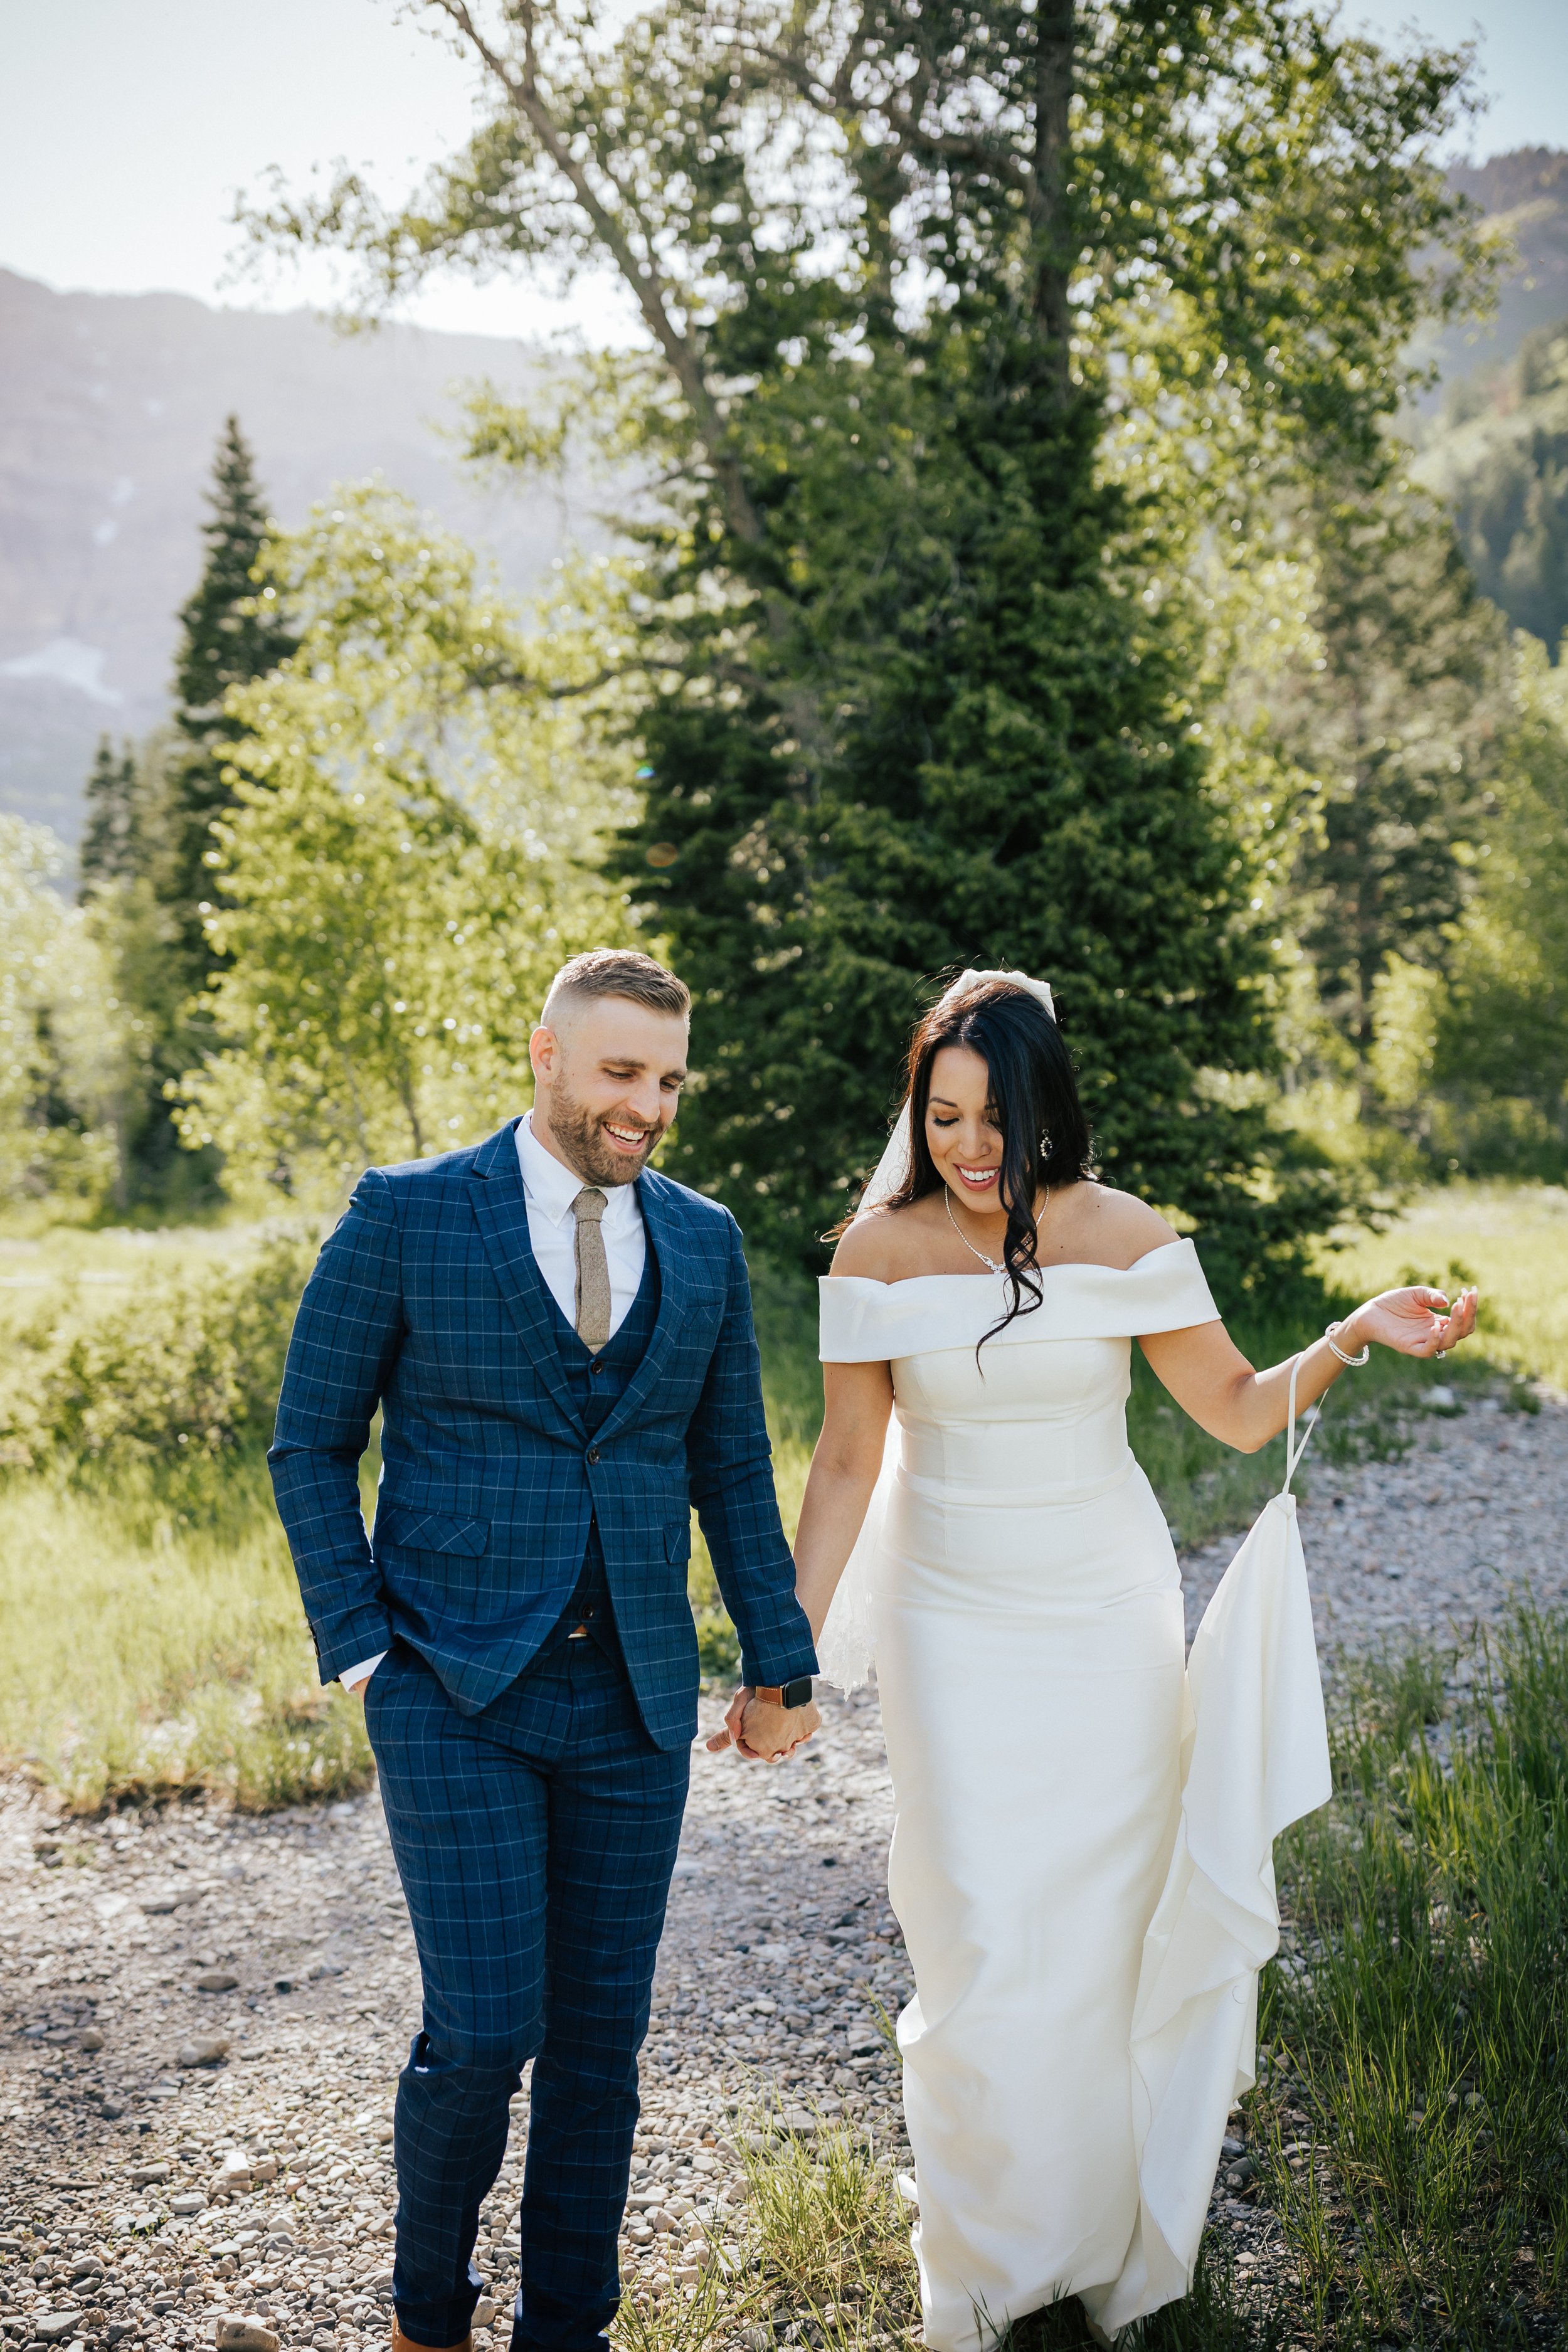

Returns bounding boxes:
[1242,1606,1568,2348]
[1314,1178,1568,1396]
[0,1453,372,1811]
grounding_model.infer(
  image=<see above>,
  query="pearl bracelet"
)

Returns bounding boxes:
[1324,1319,1370,1369]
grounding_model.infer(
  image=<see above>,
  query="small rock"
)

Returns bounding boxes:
[214,2319,280,2352]
[78,2028,105,2054]
[250,2156,278,2183]
[140,1897,180,1915]
[195,1973,240,1994]
[33,2314,83,2343]
[171,2195,208,2217]
[100,2101,125,2119]
[472,2301,498,2328]
[178,2037,230,2069]
[131,2163,171,2188]
[306,1963,342,1982]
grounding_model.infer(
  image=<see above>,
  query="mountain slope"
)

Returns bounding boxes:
[0,272,579,840]
[1412,315,1568,656]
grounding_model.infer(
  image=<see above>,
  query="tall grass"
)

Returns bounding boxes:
[0,1222,366,1809]
[1249,1606,1568,2348]
[0,1453,371,1810]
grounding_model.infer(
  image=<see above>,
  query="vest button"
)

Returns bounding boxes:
[586,1446,601,1465]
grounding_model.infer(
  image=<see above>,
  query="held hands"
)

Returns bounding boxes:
[1344,1285,1480,1359]
[706,1686,822,1763]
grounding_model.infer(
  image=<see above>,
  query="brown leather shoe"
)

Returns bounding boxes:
[391,2318,473,2352]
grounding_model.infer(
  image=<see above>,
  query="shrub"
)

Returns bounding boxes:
[0,1227,315,1475]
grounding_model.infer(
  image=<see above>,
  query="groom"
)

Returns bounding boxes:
[270,948,820,2352]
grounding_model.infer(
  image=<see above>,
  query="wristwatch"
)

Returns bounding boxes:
[755,1676,813,1710]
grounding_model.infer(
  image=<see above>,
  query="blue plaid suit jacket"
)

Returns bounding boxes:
[269,1120,818,1748]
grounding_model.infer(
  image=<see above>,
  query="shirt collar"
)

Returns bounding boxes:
[517,1111,638,1227]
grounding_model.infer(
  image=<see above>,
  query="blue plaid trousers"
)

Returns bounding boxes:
[365,1633,689,2352]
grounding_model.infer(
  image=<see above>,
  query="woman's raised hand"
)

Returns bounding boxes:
[1347,1284,1479,1359]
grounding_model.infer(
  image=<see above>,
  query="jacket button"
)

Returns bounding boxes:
[586,1446,601,1465]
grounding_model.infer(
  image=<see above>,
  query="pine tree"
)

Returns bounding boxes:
[77,736,139,897]
[83,421,295,1209]
[1288,487,1511,1057]
[161,417,296,961]
[630,331,1322,1294]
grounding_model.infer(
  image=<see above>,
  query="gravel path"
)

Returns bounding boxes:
[0,1392,1560,2352]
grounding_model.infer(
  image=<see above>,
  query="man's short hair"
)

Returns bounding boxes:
[541,948,691,1027]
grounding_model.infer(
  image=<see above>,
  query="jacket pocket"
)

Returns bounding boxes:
[375,1505,489,1557]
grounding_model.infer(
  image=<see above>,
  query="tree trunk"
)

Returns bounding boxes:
[1032,0,1076,387]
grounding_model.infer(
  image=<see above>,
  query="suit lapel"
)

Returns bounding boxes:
[596,1172,692,1443]
[467,1121,582,1433]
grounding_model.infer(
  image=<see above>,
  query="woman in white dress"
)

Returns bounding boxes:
[787,970,1477,2347]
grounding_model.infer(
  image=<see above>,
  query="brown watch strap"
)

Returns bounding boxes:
[753,1686,785,1703]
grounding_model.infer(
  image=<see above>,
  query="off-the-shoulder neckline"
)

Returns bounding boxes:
[822,1237,1194,1290]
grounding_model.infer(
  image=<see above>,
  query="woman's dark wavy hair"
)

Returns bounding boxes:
[878,976,1095,1347]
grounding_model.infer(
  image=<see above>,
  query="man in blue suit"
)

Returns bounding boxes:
[270,948,820,2352]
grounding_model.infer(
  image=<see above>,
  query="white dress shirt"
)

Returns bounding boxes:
[511,1108,648,1339]
[337,1113,648,1690]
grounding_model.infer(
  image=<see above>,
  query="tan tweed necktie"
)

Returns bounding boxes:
[573,1186,612,1350]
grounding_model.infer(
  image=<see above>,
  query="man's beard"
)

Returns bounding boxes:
[547,1077,662,1188]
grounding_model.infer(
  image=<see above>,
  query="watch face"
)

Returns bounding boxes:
[781,1676,813,1709]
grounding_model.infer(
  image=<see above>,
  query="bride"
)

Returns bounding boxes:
[788,969,1477,2346]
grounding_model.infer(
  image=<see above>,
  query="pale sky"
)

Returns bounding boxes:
[1,0,1562,344]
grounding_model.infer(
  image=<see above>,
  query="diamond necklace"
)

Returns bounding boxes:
[945,1185,1003,1272]
[944,1181,1050,1274]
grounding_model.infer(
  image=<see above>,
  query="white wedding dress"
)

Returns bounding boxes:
[818,1241,1331,2343]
